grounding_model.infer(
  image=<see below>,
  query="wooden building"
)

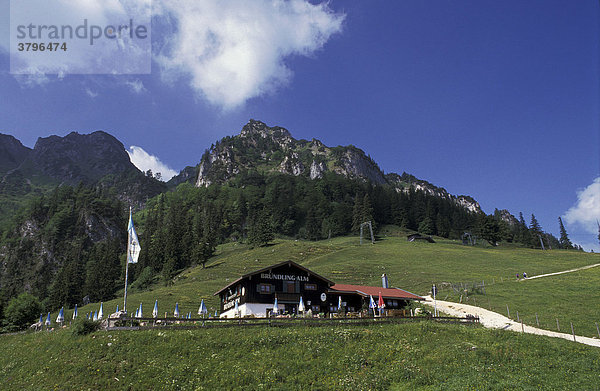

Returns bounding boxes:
[214,260,424,318]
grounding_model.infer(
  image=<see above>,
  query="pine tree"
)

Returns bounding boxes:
[480,215,501,246]
[304,207,321,241]
[558,217,573,249]
[247,209,275,247]
[529,214,543,248]
[418,216,435,235]
[351,194,364,233]
[362,194,375,231]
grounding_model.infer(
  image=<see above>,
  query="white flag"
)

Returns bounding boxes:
[127,209,141,264]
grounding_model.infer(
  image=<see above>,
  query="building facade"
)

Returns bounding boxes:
[215,261,424,318]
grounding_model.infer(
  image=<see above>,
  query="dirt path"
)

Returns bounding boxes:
[521,263,600,281]
[423,296,600,348]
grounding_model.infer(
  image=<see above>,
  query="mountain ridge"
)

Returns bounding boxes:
[192,119,481,213]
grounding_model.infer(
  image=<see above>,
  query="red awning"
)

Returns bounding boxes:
[330,284,424,300]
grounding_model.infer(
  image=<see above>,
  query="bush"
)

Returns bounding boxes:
[3,293,42,331]
[70,318,100,336]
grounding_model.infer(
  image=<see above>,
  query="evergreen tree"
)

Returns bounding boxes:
[418,216,435,235]
[558,217,573,249]
[529,214,543,248]
[304,207,321,241]
[480,215,501,246]
[247,209,275,247]
[351,194,364,233]
[362,194,375,231]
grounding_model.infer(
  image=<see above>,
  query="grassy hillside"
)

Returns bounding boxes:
[3,233,600,390]
[59,233,599,336]
[1,322,599,390]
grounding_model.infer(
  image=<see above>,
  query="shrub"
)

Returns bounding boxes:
[70,318,100,336]
[4,293,42,331]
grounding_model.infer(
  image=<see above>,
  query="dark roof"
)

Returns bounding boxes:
[330,284,424,300]
[213,260,334,296]
[407,234,435,243]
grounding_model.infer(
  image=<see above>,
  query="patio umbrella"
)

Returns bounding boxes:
[214,310,218,318]
[45,312,51,326]
[298,296,305,313]
[56,307,64,323]
[337,296,342,311]
[116,305,119,313]
[234,300,239,316]
[72,304,78,319]
[137,303,143,318]
[369,295,376,316]
[198,299,208,316]
[272,298,278,315]
[174,302,180,318]
[98,302,103,320]
[152,300,158,318]
[378,292,385,316]
[39,314,43,323]
[93,311,98,321]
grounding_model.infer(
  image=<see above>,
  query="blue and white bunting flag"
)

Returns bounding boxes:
[127,209,141,264]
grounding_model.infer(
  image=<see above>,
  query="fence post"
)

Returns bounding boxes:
[556,318,560,332]
[571,322,576,342]
[535,313,539,327]
[506,304,510,318]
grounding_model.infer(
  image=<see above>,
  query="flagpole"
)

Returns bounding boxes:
[124,207,131,313]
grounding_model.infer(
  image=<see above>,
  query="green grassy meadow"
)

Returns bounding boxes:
[3,231,600,390]
[51,232,600,337]
[1,321,599,390]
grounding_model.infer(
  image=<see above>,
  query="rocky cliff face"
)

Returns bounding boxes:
[194,120,482,213]
[195,119,387,187]
[0,131,166,217]
[386,173,482,214]
[30,131,134,184]
[496,209,519,226]
[0,134,31,174]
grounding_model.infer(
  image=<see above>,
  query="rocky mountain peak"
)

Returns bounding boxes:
[0,133,32,174]
[31,130,134,184]
[240,119,292,140]
[190,120,482,214]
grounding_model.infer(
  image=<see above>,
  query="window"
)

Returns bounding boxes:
[311,305,320,312]
[304,283,317,291]
[258,284,272,294]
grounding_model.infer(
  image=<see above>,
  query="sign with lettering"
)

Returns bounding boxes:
[260,273,309,282]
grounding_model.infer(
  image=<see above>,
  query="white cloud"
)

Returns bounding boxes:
[127,145,178,181]
[85,87,99,98]
[154,0,344,109]
[4,0,343,106]
[124,79,147,94]
[7,0,151,75]
[564,177,600,234]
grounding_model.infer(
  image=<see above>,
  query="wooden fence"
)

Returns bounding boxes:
[106,315,479,331]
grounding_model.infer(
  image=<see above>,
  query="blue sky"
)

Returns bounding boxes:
[0,0,598,251]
